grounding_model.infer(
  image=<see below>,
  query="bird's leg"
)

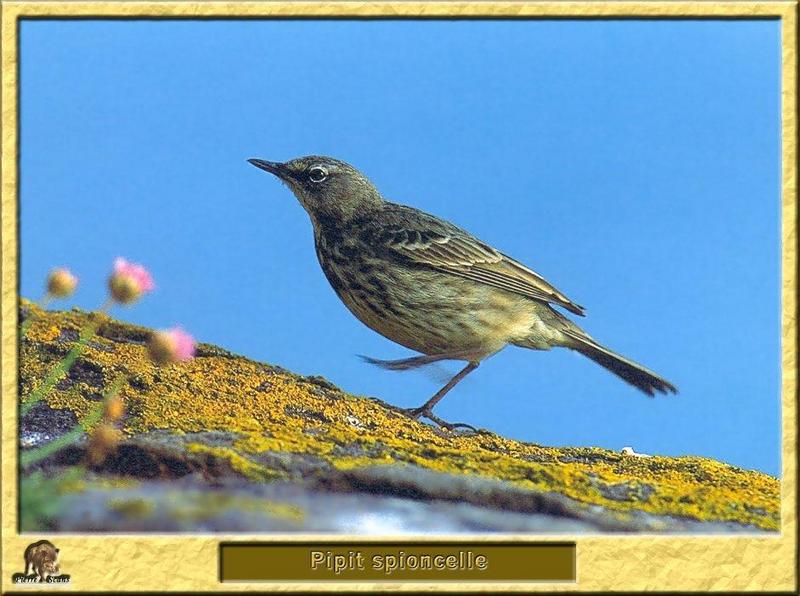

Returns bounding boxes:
[405,361,480,430]
[361,353,481,431]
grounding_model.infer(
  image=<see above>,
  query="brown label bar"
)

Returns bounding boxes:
[220,542,575,582]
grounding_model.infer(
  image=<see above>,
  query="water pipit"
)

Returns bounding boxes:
[249,156,676,429]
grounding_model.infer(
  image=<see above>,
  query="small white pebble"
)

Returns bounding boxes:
[621,446,652,458]
[345,414,365,429]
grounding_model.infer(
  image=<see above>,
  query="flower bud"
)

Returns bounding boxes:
[148,327,196,365]
[104,394,125,421]
[109,274,141,304]
[46,268,78,298]
[87,423,121,467]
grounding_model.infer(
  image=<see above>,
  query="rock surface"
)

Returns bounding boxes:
[18,301,779,533]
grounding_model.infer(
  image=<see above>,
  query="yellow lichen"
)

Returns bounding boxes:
[18,300,780,530]
[185,443,284,482]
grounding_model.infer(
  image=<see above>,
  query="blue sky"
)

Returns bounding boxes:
[20,19,781,476]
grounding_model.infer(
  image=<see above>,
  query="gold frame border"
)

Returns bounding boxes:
[1,2,796,592]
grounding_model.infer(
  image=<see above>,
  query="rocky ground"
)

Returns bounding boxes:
[18,301,779,533]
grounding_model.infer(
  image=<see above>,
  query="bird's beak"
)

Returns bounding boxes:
[248,158,290,180]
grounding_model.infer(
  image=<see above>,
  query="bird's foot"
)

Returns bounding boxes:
[424,412,479,434]
[397,405,479,433]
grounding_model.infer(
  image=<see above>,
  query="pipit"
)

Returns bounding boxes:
[249,156,676,429]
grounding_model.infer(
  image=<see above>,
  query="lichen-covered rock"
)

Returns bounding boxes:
[18,301,779,532]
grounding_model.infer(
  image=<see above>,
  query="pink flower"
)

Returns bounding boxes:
[148,326,196,365]
[108,257,154,304]
[169,327,196,361]
[113,257,155,292]
[46,267,78,298]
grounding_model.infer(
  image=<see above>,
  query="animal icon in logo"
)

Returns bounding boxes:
[23,540,60,582]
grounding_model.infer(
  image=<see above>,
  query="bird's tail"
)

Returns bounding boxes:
[562,329,677,396]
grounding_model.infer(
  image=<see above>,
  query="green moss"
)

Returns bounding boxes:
[18,300,780,530]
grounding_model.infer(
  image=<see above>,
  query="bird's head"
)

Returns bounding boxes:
[248,155,382,227]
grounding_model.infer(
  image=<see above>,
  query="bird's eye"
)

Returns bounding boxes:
[308,166,328,183]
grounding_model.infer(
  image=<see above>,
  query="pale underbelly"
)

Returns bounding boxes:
[324,260,542,358]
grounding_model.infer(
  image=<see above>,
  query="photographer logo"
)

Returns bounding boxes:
[11,540,70,585]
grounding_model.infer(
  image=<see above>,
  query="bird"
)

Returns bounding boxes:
[248,155,677,429]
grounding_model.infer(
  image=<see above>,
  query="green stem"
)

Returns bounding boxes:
[20,375,126,468]
[20,322,96,417]
[20,298,115,417]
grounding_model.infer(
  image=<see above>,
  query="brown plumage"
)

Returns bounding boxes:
[249,155,677,428]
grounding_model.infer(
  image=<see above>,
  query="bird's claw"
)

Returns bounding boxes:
[396,406,478,433]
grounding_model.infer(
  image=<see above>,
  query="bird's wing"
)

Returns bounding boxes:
[371,204,585,316]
